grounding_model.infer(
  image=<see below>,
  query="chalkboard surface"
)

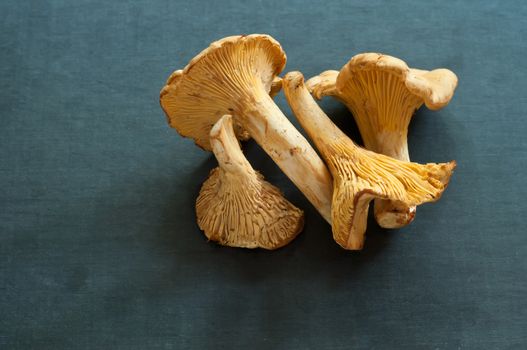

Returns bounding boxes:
[1,1,526,348]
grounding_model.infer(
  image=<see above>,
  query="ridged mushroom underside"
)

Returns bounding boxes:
[337,68,423,158]
[160,35,286,150]
[196,170,304,249]
[326,139,455,249]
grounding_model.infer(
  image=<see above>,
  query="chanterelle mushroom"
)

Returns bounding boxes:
[196,115,304,249]
[160,34,333,222]
[284,71,456,250]
[306,53,458,228]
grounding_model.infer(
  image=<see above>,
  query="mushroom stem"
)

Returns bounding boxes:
[282,75,348,152]
[210,115,256,178]
[238,90,333,223]
[369,132,414,227]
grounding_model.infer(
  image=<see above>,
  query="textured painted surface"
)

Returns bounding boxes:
[1,0,526,349]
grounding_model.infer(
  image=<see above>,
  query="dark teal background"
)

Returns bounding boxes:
[1,0,526,348]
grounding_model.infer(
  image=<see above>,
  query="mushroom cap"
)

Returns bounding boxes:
[338,53,458,110]
[160,34,287,150]
[195,115,304,250]
[306,70,339,100]
[330,153,456,249]
[196,169,305,249]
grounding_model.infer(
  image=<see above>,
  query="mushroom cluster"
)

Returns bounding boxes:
[160,34,458,250]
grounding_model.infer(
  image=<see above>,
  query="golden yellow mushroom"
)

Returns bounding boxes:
[306,53,458,228]
[196,115,304,249]
[285,71,455,250]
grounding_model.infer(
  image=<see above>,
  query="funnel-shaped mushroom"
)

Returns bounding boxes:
[160,34,333,222]
[196,115,304,249]
[306,53,458,228]
[284,72,455,250]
